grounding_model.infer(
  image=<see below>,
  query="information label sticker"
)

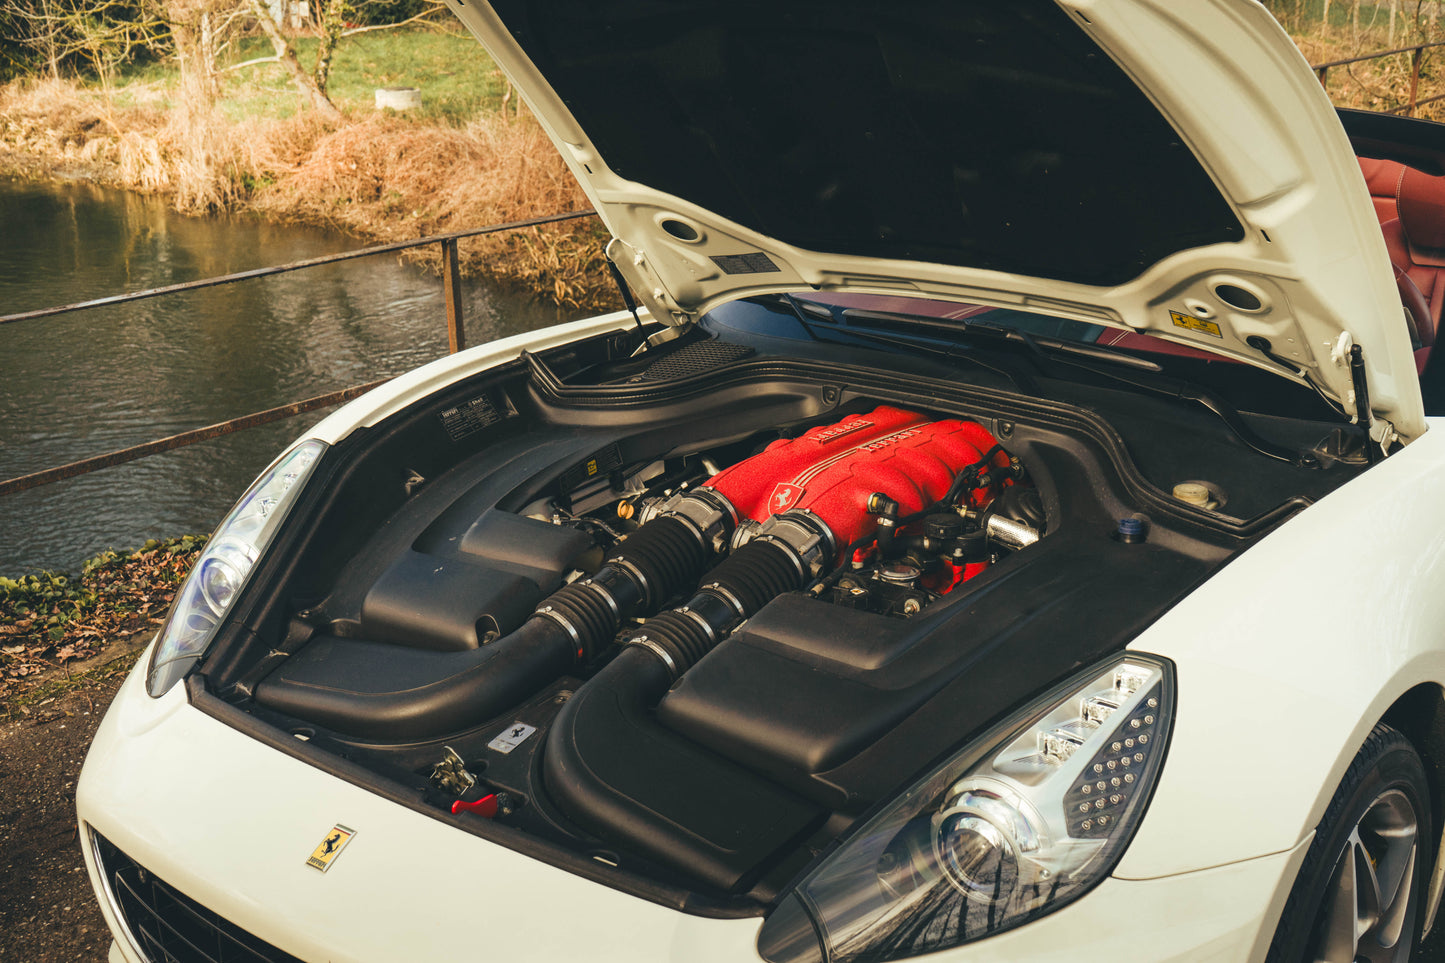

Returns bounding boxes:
[488,722,537,754]
[1169,310,1223,338]
[439,394,502,442]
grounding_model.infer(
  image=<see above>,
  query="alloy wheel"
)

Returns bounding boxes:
[1314,788,1419,963]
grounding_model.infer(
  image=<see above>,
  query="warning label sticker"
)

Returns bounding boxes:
[1170,310,1223,338]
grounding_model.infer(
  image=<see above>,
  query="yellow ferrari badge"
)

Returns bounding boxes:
[306,824,356,872]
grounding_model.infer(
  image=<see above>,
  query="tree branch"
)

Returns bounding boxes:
[244,0,341,121]
[340,8,449,37]
[222,54,280,71]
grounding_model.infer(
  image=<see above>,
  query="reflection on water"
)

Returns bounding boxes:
[0,178,586,574]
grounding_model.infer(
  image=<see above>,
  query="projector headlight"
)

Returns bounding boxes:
[760,655,1173,962]
[146,439,326,697]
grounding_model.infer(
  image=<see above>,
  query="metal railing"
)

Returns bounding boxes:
[1312,39,1445,115]
[0,209,597,498]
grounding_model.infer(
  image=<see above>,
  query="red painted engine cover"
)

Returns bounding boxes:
[704,406,1004,557]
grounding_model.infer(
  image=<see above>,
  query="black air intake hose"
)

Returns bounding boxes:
[541,537,817,888]
[542,646,822,891]
[622,539,802,677]
[255,508,722,740]
[539,514,710,662]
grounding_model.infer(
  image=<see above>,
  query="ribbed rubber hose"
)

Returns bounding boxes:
[255,513,718,739]
[628,538,804,678]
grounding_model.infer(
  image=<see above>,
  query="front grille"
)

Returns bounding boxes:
[92,831,305,963]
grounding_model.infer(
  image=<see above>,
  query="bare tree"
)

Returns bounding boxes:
[0,0,168,87]
[163,0,228,105]
[224,0,450,117]
[312,0,346,97]
[244,0,341,120]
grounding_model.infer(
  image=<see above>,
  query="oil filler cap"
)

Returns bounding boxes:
[1116,517,1145,544]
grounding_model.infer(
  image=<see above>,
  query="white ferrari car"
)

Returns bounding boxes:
[77,1,1445,960]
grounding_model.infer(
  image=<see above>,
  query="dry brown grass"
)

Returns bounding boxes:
[0,78,616,309]
[0,80,241,210]
[251,112,613,306]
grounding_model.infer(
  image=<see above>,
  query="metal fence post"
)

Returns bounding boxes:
[1410,46,1424,117]
[442,237,465,353]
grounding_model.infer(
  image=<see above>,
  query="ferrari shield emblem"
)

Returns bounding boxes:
[769,483,804,513]
[306,824,356,872]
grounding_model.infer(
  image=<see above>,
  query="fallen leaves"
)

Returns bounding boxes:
[0,536,206,705]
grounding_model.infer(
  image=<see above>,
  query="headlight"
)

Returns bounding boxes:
[759,655,1173,962]
[146,439,326,697]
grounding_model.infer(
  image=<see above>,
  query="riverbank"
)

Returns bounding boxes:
[0,33,618,311]
[0,538,203,718]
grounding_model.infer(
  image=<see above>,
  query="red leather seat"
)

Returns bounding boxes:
[1359,157,1409,224]
[1379,165,1445,372]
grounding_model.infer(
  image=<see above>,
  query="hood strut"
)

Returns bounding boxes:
[1349,344,1383,465]
[603,239,645,336]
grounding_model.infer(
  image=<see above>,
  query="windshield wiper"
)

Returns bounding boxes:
[1010,331,1323,468]
[781,296,1324,467]
[837,307,1166,374]
[780,297,1040,394]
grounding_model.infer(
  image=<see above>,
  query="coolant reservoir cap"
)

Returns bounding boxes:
[1172,482,1213,506]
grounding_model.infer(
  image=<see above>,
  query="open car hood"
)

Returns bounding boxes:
[450,0,1426,442]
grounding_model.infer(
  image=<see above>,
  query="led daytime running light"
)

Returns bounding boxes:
[763,655,1173,963]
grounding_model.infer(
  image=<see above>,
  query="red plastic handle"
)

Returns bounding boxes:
[451,793,499,818]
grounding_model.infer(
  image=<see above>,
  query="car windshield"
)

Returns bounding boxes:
[790,291,1223,363]
[705,291,1354,437]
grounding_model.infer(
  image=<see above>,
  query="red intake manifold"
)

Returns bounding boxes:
[703,405,1006,559]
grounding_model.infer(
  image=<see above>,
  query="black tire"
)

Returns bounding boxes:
[1268,722,1432,963]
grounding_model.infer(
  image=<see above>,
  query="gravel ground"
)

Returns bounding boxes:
[0,681,114,963]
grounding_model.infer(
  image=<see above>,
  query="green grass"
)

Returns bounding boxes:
[111,25,506,125]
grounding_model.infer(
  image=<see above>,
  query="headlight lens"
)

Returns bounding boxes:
[760,655,1173,962]
[146,439,326,697]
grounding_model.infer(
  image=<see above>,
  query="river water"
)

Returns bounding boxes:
[0,178,586,574]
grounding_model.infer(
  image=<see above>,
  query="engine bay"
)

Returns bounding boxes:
[193,329,1338,906]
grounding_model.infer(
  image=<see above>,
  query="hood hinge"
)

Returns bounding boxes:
[606,237,697,351]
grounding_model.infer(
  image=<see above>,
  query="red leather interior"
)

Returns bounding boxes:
[1359,157,1408,223]
[1397,165,1445,255]
[1396,265,1431,346]
[1359,157,1445,373]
